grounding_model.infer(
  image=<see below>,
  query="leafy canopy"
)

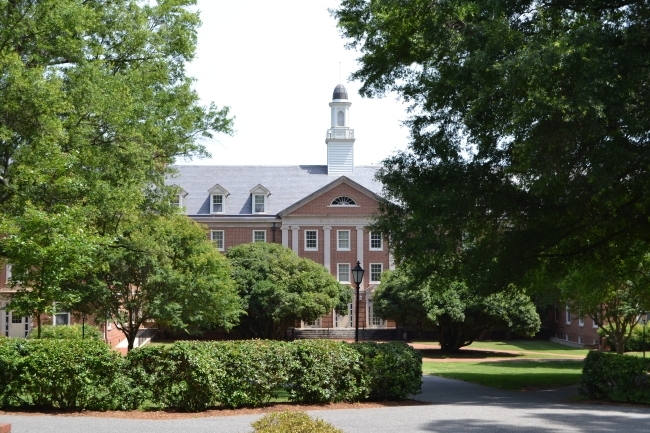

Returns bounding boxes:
[374,267,540,352]
[334,0,650,292]
[227,242,351,340]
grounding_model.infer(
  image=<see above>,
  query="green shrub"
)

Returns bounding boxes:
[127,340,294,410]
[32,324,103,340]
[352,341,423,400]
[580,351,650,404]
[287,340,366,403]
[251,411,343,433]
[0,337,131,410]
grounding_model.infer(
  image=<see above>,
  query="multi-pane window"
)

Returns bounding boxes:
[565,304,571,325]
[370,263,383,283]
[337,230,350,250]
[254,194,265,213]
[372,314,382,326]
[370,232,383,250]
[212,194,224,213]
[54,313,69,326]
[11,315,21,324]
[211,230,224,251]
[253,230,266,243]
[578,316,584,327]
[338,263,350,283]
[305,230,318,250]
[331,196,356,206]
[593,318,599,329]
[170,195,181,207]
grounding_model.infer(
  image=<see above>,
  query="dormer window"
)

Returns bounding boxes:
[212,194,224,213]
[208,183,229,214]
[331,196,356,206]
[250,184,270,214]
[170,187,187,208]
[254,195,265,213]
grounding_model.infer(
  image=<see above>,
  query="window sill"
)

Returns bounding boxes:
[305,249,318,252]
[369,248,383,252]
[337,248,351,252]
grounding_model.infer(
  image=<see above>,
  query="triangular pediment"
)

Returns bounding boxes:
[250,184,271,195]
[278,176,380,216]
[208,183,230,196]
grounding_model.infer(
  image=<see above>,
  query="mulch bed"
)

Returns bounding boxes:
[0,400,433,420]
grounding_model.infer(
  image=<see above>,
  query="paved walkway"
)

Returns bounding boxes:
[2,376,649,432]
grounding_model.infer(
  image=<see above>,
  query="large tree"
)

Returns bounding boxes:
[0,0,233,318]
[374,267,541,352]
[226,242,351,340]
[74,214,242,351]
[334,1,650,292]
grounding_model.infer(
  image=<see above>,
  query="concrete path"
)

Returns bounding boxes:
[2,376,649,432]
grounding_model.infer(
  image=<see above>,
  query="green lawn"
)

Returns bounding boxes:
[414,339,591,357]
[422,360,584,390]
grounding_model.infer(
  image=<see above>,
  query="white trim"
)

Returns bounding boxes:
[210,194,225,214]
[578,316,584,327]
[211,230,225,251]
[281,226,289,248]
[304,230,318,251]
[369,232,383,251]
[253,230,266,243]
[369,263,383,284]
[5,264,11,285]
[565,303,571,325]
[337,230,351,251]
[592,318,599,329]
[253,194,267,214]
[53,312,70,326]
[356,226,364,267]
[337,263,351,283]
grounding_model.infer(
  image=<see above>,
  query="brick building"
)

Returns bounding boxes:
[169,84,395,333]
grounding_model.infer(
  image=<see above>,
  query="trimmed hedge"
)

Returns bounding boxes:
[580,351,650,404]
[0,338,423,411]
[353,341,423,400]
[0,337,131,410]
[31,324,103,341]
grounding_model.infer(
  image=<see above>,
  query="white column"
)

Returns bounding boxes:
[356,225,364,274]
[323,226,331,272]
[291,226,300,254]
[281,226,289,248]
[389,253,396,271]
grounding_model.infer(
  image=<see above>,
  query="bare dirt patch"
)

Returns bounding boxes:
[0,400,432,420]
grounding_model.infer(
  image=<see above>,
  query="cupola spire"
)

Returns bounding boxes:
[326,83,355,175]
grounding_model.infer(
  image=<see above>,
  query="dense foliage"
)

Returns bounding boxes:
[0,0,233,330]
[31,324,103,341]
[74,214,242,351]
[580,351,650,403]
[227,243,351,340]
[374,268,540,352]
[0,337,131,410]
[334,1,650,297]
[0,338,422,411]
[251,411,343,433]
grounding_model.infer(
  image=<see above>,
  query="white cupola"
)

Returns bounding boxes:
[325,84,355,175]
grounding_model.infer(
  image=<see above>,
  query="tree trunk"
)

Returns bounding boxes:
[37,313,41,338]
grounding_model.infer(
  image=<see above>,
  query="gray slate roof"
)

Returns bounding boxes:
[168,165,382,216]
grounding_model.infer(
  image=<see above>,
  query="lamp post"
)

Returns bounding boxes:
[642,312,648,359]
[351,261,365,343]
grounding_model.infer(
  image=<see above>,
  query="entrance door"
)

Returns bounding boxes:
[335,303,353,328]
[5,311,30,337]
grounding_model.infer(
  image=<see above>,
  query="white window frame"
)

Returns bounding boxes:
[578,316,584,327]
[369,263,383,283]
[211,230,225,251]
[253,194,266,214]
[337,230,350,251]
[578,336,583,344]
[171,194,182,207]
[5,264,11,285]
[369,232,383,251]
[53,312,70,326]
[592,318,599,329]
[304,230,318,251]
[565,304,571,325]
[211,194,224,214]
[253,230,266,243]
[337,263,350,283]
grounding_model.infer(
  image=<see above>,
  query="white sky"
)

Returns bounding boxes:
[181,0,411,166]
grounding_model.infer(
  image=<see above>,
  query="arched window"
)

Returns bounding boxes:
[331,196,356,206]
[337,110,345,126]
